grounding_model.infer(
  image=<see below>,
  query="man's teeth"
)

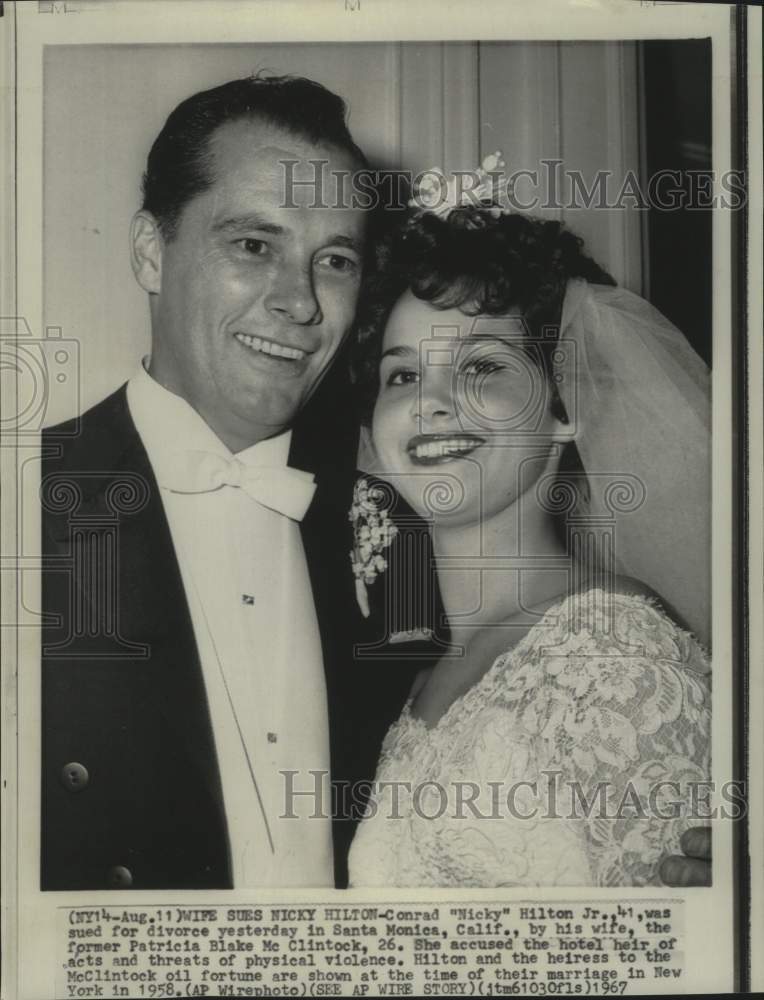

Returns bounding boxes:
[234,333,306,360]
[411,438,481,458]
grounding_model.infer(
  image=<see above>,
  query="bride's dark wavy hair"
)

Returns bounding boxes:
[350,207,617,516]
[351,206,615,424]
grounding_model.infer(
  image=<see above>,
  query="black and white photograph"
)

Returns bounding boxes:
[1,1,760,997]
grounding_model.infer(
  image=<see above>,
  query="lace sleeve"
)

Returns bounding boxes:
[507,590,711,887]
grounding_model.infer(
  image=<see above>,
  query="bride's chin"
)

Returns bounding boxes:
[377,464,479,522]
[404,487,478,525]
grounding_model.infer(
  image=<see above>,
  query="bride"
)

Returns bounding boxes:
[346,166,711,888]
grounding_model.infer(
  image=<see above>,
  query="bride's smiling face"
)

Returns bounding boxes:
[372,291,566,525]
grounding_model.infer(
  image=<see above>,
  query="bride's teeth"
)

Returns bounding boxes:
[412,438,480,459]
[235,333,306,360]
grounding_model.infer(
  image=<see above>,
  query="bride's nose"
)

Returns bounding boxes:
[413,373,456,424]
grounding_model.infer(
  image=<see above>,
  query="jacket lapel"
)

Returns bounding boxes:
[288,379,361,673]
[46,386,228,815]
[115,435,227,801]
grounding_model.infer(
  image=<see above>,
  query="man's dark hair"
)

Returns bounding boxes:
[141,73,368,239]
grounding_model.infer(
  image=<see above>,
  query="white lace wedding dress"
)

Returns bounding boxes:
[348,588,711,887]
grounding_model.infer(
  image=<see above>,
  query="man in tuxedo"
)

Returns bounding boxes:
[41,74,421,891]
[41,73,709,892]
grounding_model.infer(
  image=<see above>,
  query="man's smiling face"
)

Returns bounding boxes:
[137,118,366,450]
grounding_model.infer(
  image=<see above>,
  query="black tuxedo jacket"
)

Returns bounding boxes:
[41,380,439,891]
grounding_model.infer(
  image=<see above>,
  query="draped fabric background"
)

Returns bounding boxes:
[43,40,647,425]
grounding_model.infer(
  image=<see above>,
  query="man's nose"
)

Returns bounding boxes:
[264,263,321,325]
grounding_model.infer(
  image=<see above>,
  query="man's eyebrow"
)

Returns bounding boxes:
[325,234,364,256]
[211,215,285,235]
[380,345,417,360]
[210,217,364,255]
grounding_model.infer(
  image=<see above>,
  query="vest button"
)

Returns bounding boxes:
[60,762,89,792]
[106,865,133,888]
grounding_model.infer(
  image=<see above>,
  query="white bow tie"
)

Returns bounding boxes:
[162,450,317,522]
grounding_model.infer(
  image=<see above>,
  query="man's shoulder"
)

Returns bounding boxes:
[44,383,130,439]
[42,384,134,471]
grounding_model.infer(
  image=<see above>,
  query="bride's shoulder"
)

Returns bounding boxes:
[495,580,711,730]
[603,575,702,643]
[606,574,680,616]
[530,576,709,668]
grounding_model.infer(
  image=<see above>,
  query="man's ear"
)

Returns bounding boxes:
[130,211,163,294]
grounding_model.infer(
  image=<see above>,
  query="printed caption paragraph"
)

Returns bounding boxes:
[58,900,685,997]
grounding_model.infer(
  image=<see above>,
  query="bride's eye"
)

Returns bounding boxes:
[386,368,420,387]
[460,357,507,377]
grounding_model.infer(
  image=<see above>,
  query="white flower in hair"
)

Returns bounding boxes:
[409,151,508,221]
